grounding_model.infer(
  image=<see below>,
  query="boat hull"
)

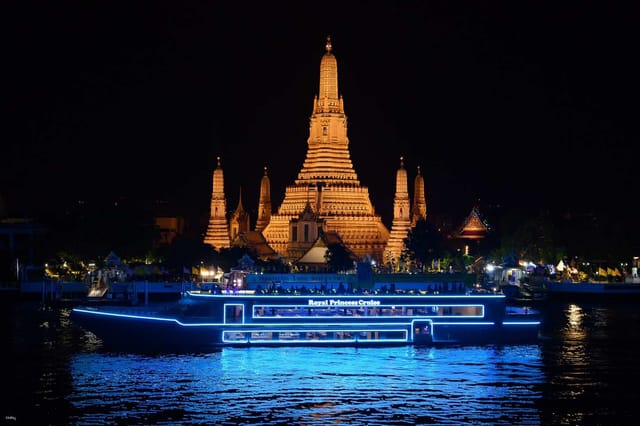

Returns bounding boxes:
[545,282,640,300]
[71,307,221,352]
[71,296,541,352]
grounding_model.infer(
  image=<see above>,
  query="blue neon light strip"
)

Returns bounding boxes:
[73,308,429,328]
[230,321,420,327]
[431,321,540,327]
[188,292,506,300]
[252,304,485,308]
[73,308,539,330]
[433,322,495,326]
[72,308,226,327]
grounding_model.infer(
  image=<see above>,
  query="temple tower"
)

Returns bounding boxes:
[384,158,412,267]
[229,188,250,240]
[255,166,272,233]
[411,165,427,226]
[261,36,389,262]
[204,157,230,251]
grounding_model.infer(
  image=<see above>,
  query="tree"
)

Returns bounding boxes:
[160,236,217,272]
[325,242,356,273]
[403,219,444,271]
[47,199,159,261]
[256,255,290,273]
[217,246,257,272]
[495,209,565,265]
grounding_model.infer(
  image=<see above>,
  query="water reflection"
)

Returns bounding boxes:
[539,301,640,424]
[69,345,543,424]
[5,300,640,424]
[565,304,584,334]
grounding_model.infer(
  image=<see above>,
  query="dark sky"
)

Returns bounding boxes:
[2,1,639,236]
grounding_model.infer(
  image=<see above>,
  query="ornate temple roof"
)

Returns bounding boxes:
[296,231,350,266]
[230,231,278,261]
[453,206,490,240]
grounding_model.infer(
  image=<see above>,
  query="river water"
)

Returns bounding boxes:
[2,299,639,425]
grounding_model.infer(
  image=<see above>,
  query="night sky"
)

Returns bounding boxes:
[3,2,639,244]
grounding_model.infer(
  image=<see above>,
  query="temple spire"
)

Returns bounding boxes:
[411,165,427,226]
[395,157,408,195]
[204,156,230,251]
[318,35,339,103]
[255,166,272,233]
[236,187,244,212]
[230,186,250,239]
[385,157,412,268]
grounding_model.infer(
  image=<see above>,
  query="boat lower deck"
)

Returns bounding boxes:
[71,307,540,350]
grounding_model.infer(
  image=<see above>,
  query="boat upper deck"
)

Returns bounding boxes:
[174,290,524,324]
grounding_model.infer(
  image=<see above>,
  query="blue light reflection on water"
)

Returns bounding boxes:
[69,345,543,425]
[7,300,640,425]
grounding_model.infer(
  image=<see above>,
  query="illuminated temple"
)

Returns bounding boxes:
[259,36,390,261]
[384,158,427,264]
[204,37,443,265]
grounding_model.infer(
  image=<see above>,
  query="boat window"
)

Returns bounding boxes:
[252,304,484,318]
[222,329,408,344]
[224,304,244,323]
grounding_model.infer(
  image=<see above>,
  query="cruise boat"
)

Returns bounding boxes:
[70,290,541,351]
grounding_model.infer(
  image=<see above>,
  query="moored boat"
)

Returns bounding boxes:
[70,289,541,351]
[545,280,640,300]
[500,283,548,306]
